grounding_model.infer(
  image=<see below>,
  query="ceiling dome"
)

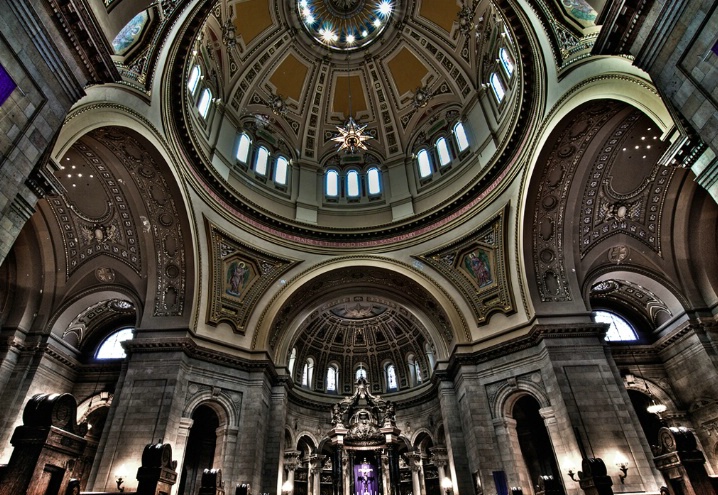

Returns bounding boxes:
[172,0,531,245]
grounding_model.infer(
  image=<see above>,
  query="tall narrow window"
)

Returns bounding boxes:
[302,357,314,387]
[96,328,134,360]
[490,73,505,103]
[417,149,432,178]
[255,146,269,176]
[274,156,289,185]
[454,122,469,152]
[499,47,515,78]
[347,170,360,197]
[326,365,338,392]
[367,167,381,195]
[198,88,212,118]
[436,137,451,166]
[187,65,201,94]
[356,366,367,382]
[326,169,339,197]
[386,364,398,391]
[236,133,251,164]
[288,347,297,378]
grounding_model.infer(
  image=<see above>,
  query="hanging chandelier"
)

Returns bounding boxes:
[332,116,372,153]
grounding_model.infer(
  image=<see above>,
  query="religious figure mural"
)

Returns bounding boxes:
[226,260,251,297]
[559,0,598,26]
[462,249,493,288]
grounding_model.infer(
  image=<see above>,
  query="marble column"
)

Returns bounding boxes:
[407,452,423,495]
[284,451,302,495]
[430,446,449,485]
[310,454,322,495]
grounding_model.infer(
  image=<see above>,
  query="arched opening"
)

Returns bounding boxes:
[513,396,564,495]
[178,405,220,495]
[627,389,664,448]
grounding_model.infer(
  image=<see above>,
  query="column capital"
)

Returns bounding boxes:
[429,446,448,467]
[407,451,423,472]
[284,450,302,471]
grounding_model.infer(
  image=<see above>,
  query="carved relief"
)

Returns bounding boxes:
[91,128,187,317]
[416,204,514,325]
[590,279,672,326]
[206,221,300,334]
[533,101,623,302]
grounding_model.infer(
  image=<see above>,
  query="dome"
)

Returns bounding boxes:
[174,0,529,245]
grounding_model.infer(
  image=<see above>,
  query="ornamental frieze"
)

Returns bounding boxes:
[415,204,514,326]
[206,221,301,334]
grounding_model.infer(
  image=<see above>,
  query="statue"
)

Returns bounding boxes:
[384,400,396,426]
[331,403,343,427]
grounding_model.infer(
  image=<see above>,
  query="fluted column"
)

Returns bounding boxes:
[310,455,322,495]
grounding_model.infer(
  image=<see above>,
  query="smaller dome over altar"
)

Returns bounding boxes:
[297,0,396,51]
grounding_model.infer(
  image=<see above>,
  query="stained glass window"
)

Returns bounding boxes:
[326,366,337,392]
[499,47,514,78]
[387,364,397,390]
[356,366,367,381]
[96,328,134,359]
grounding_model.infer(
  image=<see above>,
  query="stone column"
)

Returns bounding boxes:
[407,452,423,495]
[284,451,302,495]
[493,417,530,491]
[437,380,474,495]
[174,417,194,488]
[343,449,350,495]
[430,446,449,484]
[539,407,578,492]
[310,454,322,495]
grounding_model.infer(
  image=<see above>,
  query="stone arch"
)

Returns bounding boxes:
[182,392,237,429]
[259,257,467,364]
[296,432,319,454]
[519,73,673,317]
[494,382,551,421]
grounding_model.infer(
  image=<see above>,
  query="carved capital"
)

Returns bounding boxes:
[284,450,302,471]
[429,446,448,467]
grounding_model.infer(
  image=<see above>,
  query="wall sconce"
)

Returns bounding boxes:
[281,480,294,495]
[614,455,629,484]
[115,464,127,492]
[567,469,578,482]
[441,477,453,495]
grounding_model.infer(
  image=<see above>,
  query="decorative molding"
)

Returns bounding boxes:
[415,203,515,325]
[206,220,301,334]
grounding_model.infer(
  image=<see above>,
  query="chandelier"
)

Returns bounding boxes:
[332,116,372,153]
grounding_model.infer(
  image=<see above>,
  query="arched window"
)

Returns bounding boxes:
[417,149,432,178]
[386,363,398,391]
[326,365,338,392]
[96,328,134,359]
[236,133,251,164]
[274,156,289,185]
[425,342,436,376]
[454,122,469,152]
[254,146,269,176]
[594,310,638,342]
[198,88,212,118]
[408,355,422,386]
[288,347,297,377]
[490,73,505,103]
[347,170,360,197]
[188,65,201,94]
[367,167,381,195]
[326,169,339,197]
[302,357,315,388]
[436,137,451,166]
[356,365,367,382]
[499,47,515,78]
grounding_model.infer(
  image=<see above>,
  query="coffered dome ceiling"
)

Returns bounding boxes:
[171,0,532,244]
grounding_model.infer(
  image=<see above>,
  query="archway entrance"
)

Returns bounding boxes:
[627,389,664,448]
[178,405,220,495]
[513,396,564,495]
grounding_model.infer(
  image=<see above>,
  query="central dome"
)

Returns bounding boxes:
[297,0,396,51]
